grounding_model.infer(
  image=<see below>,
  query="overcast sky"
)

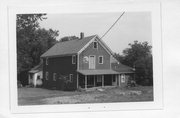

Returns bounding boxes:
[39,12,152,54]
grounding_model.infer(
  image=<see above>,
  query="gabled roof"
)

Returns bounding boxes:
[41,35,96,58]
[29,63,42,73]
[111,63,134,73]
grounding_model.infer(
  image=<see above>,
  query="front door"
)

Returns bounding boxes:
[89,56,95,69]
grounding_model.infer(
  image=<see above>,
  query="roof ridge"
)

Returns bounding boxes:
[58,35,97,44]
[41,34,97,57]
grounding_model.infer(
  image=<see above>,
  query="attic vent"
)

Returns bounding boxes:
[80,32,84,39]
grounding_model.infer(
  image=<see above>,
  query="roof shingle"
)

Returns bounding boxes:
[41,35,96,57]
[111,63,134,73]
[29,63,42,73]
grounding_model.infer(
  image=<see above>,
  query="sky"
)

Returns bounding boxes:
[39,12,152,54]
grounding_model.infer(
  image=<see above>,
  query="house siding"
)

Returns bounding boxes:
[79,38,111,70]
[42,55,77,90]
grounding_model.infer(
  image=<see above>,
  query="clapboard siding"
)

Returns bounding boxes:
[79,38,111,70]
[43,55,77,90]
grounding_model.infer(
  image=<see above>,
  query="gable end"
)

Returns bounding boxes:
[78,35,114,56]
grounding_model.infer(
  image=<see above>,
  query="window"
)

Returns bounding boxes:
[72,55,76,64]
[69,74,73,82]
[46,58,48,65]
[121,74,126,83]
[46,72,49,80]
[93,41,98,49]
[53,73,56,81]
[99,56,103,64]
[112,75,116,82]
[97,75,102,82]
[37,75,40,80]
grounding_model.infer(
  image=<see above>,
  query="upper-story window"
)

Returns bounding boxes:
[53,73,56,81]
[72,55,76,64]
[93,41,98,49]
[46,58,48,65]
[99,56,103,64]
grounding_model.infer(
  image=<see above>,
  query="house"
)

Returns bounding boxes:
[41,33,134,90]
[28,63,43,87]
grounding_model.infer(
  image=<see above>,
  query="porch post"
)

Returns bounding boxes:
[77,73,79,89]
[111,75,113,85]
[116,75,119,86]
[93,75,95,87]
[85,75,87,89]
[102,75,104,87]
[33,74,37,88]
[118,74,121,87]
[28,73,31,85]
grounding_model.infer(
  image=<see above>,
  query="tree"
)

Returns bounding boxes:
[115,40,153,86]
[122,40,152,67]
[60,36,79,42]
[114,53,124,64]
[17,14,47,32]
[17,14,59,74]
[29,28,59,66]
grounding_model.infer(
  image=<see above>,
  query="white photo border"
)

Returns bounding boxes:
[8,1,163,113]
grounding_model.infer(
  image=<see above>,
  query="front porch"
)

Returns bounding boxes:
[77,69,134,90]
[78,73,130,89]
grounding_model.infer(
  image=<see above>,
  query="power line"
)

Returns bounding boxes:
[100,12,125,39]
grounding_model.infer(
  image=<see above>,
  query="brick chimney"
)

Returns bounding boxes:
[80,32,84,39]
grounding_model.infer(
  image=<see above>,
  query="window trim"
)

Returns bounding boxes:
[46,58,48,65]
[72,55,76,64]
[46,72,49,80]
[69,74,73,82]
[89,55,96,69]
[53,73,56,81]
[98,56,103,64]
[93,41,98,49]
[121,74,126,83]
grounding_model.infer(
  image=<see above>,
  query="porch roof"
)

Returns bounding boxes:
[29,63,42,73]
[77,69,119,75]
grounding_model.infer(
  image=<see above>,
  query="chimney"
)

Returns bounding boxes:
[80,32,84,39]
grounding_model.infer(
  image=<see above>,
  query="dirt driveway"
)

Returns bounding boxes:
[18,86,153,105]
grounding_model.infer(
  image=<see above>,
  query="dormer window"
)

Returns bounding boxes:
[93,41,98,49]
[46,58,48,65]
[72,55,76,64]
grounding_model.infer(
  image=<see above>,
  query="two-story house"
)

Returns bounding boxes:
[41,33,134,90]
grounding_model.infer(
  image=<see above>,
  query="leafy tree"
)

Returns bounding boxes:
[134,55,153,85]
[60,36,79,42]
[114,41,153,86]
[17,14,46,31]
[114,53,124,63]
[29,28,59,65]
[122,41,152,67]
[17,14,59,74]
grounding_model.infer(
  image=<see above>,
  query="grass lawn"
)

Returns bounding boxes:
[18,86,153,105]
